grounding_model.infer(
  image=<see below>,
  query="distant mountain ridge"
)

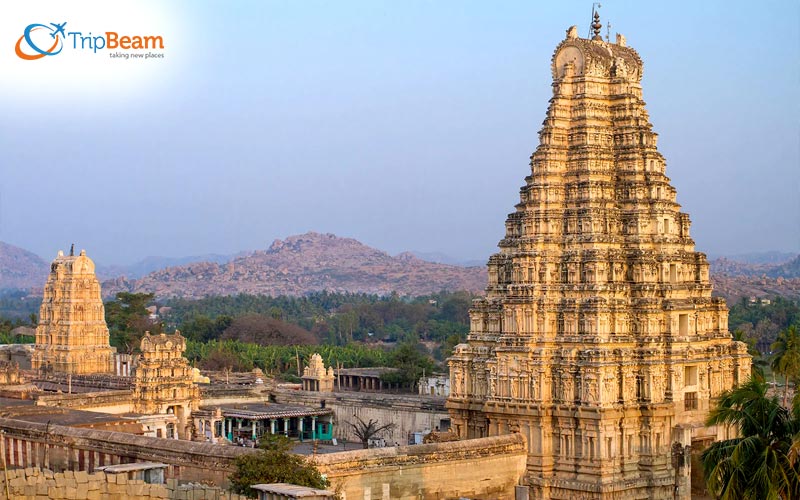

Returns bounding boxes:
[0,242,48,290]
[96,253,235,280]
[709,254,800,279]
[101,232,488,299]
[3,238,798,301]
[410,251,486,268]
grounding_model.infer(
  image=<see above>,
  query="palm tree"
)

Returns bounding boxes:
[771,326,800,407]
[701,374,800,499]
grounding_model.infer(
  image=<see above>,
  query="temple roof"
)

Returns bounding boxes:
[205,403,333,420]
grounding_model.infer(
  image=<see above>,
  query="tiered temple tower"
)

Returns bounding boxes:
[32,248,115,375]
[133,331,200,439]
[301,353,335,392]
[447,22,751,499]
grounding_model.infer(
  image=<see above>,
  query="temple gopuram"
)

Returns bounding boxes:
[31,248,115,375]
[447,18,751,499]
[133,331,200,439]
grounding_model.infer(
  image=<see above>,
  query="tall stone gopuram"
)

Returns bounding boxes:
[32,248,115,375]
[447,21,751,499]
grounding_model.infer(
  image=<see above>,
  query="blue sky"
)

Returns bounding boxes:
[0,0,798,265]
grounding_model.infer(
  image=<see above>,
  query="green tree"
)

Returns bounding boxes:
[229,447,327,498]
[771,326,800,407]
[104,292,159,353]
[381,339,436,390]
[701,374,800,499]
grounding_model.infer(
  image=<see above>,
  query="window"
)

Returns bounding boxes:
[684,366,698,387]
[685,392,698,411]
[636,375,644,400]
[143,468,165,485]
[669,264,677,283]
[679,314,689,336]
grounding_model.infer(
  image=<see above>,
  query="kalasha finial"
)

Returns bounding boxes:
[592,11,603,40]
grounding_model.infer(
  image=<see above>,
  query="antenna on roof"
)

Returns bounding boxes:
[606,21,612,42]
[69,243,74,256]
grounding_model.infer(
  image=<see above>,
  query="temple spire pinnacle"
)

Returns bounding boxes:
[592,10,603,40]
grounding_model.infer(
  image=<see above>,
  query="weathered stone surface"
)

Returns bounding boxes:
[301,353,335,392]
[273,388,449,444]
[0,416,256,486]
[316,433,527,500]
[448,21,751,500]
[32,249,115,375]
[133,331,199,439]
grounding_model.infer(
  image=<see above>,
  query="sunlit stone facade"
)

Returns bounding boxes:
[133,331,199,439]
[32,249,115,375]
[447,23,751,499]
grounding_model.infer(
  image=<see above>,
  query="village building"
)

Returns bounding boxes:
[447,18,751,499]
[418,374,450,397]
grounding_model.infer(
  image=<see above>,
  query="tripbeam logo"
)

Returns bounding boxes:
[15,22,67,60]
[15,21,165,61]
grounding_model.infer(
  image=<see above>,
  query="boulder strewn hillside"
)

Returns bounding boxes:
[0,242,48,291]
[102,232,488,299]
[710,254,800,301]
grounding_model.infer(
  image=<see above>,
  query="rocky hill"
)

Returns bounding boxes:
[0,242,48,291]
[5,235,798,302]
[102,233,488,299]
[96,253,234,280]
[709,254,800,302]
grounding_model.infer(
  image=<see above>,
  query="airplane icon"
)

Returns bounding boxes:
[49,22,66,39]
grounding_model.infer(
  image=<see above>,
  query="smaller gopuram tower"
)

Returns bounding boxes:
[301,353,335,392]
[133,331,200,439]
[32,248,115,375]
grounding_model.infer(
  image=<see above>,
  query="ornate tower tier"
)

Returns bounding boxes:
[32,248,115,375]
[133,331,199,439]
[447,24,751,499]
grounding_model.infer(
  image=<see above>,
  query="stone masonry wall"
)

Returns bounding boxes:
[0,417,256,486]
[272,389,450,444]
[314,433,528,500]
[1,466,248,500]
[35,390,135,414]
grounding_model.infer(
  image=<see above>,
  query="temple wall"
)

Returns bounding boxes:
[314,433,528,500]
[0,417,254,486]
[200,388,266,407]
[272,389,450,444]
[0,467,249,500]
[35,390,135,414]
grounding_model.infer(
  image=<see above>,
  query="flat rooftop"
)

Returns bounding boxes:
[335,367,398,377]
[205,403,333,420]
[0,405,143,430]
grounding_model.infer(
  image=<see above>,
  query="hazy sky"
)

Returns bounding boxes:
[1,0,798,266]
